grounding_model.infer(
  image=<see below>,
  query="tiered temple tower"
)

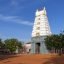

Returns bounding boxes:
[31,7,51,54]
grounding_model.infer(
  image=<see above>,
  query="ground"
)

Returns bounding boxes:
[0,54,64,64]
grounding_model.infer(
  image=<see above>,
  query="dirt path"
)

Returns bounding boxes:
[0,54,64,64]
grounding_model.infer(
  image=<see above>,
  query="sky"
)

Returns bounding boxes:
[0,0,64,42]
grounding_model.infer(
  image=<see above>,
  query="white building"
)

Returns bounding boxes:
[31,7,51,54]
[32,7,51,37]
[24,43,31,53]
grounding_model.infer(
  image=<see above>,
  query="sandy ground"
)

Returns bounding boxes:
[0,54,64,64]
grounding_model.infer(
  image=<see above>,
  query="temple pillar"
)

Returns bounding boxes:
[40,41,48,54]
[31,42,35,53]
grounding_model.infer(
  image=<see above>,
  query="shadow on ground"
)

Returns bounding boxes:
[43,55,64,64]
[0,54,18,60]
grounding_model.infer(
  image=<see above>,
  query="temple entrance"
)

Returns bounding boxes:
[35,43,40,54]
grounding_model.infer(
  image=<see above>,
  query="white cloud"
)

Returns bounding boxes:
[0,14,33,26]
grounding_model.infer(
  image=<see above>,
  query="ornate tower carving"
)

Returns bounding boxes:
[31,7,51,54]
[32,7,51,37]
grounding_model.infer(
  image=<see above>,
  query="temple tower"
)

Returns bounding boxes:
[31,7,51,54]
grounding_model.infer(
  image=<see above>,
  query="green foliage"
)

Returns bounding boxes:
[0,39,3,48]
[45,32,64,55]
[4,39,23,53]
[17,41,23,49]
[0,39,5,49]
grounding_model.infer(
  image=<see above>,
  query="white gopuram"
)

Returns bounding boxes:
[32,7,51,37]
[31,7,51,54]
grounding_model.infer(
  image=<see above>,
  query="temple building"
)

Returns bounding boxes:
[31,7,51,54]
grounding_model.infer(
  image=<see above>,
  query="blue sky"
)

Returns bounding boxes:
[0,0,64,42]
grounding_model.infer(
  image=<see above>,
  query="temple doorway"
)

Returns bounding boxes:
[35,43,40,54]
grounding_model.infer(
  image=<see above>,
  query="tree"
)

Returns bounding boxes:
[45,36,53,51]
[45,34,64,55]
[4,39,23,53]
[0,39,5,49]
[60,33,64,54]
[17,41,23,49]
[0,39,3,48]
